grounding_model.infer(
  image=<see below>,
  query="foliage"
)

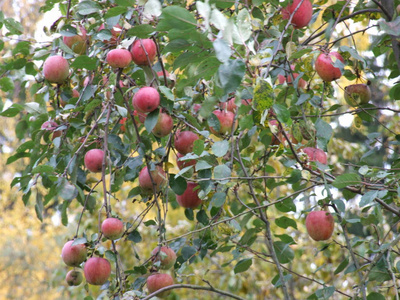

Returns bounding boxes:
[1,0,400,299]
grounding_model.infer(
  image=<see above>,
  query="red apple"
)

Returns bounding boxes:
[303,147,327,165]
[101,217,124,240]
[98,23,123,43]
[139,165,167,193]
[174,131,199,155]
[43,55,69,83]
[119,117,127,132]
[132,87,160,113]
[61,240,87,267]
[106,49,132,68]
[305,211,334,241]
[151,246,177,270]
[315,51,344,82]
[41,121,62,139]
[176,153,197,170]
[84,149,104,173]
[72,89,80,98]
[84,257,111,286]
[176,182,202,209]
[278,65,307,89]
[282,0,313,29]
[147,273,174,298]
[209,110,237,136]
[66,270,83,286]
[130,38,157,65]
[344,83,371,106]
[133,110,147,124]
[220,98,252,112]
[152,112,174,138]
[193,104,202,114]
[63,26,88,55]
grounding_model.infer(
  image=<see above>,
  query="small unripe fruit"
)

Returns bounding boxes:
[132,87,160,113]
[147,273,174,298]
[61,240,87,267]
[344,83,371,106]
[305,211,334,241]
[176,182,202,209]
[152,112,174,138]
[139,166,167,193]
[151,246,177,269]
[84,257,111,285]
[174,131,199,155]
[315,52,344,82]
[66,270,83,286]
[101,218,124,240]
[84,149,104,173]
[209,110,237,136]
[130,39,157,65]
[43,55,69,83]
[106,49,132,68]
[282,0,313,29]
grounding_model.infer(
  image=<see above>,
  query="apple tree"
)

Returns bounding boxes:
[1,0,400,299]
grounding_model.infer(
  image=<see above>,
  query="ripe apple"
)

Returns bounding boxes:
[84,257,111,286]
[41,120,62,139]
[176,153,197,170]
[61,240,87,267]
[130,38,157,65]
[305,211,334,241]
[344,83,371,106]
[152,112,174,138]
[151,246,177,269]
[220,98,252,112]
[101,217,124,240]
[43,55,69,84]
[176,182,202,209]
[209,110,237,136]
[278,65,307,89]
[139,165,167,193]
[84,149,104,173]
[132,87,160,113]
[315,51,345,82]
[66,270,83,286]
[303,147,327,165]
[106,49,132,68]
[63,26,87,55]
[174,131,199,155]
[147,273,174,298]
[282,0,313,29]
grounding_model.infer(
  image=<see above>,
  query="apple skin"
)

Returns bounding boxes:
[84,149,104,173]
[106,49,132,68]
[130,39,157,65]
[151,246,177,270]
[305,211,334,241]
[61,240,87,267]
[152,112,174,138]
[209,110,237,136]
[41,121,62,139]
[176,153,197,170]
[132,87,160,113]
[303,147,327,165]
[147,273,174,298]
[63,26,87,55]
[176,182,202,209]
[98,23,123,43]
[133,110,147,124]
[43,55,69,84]
[66,270,83,286]
[174,131,199,155]
[344,84,371,106]
[139,165,167,193]
[315,51,345,82]
[220,98,252,112]
[278,65,307,89]
[101,218,124,240]
[84,257,111,286]
[282,0,313,29]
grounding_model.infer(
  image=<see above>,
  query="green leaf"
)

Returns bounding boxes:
[359,190,378,207]
[214,164,231,183]
[104,6,128,18]
[193,139,205,156]
[157,6,197,31]
[59,181,78,201]
[211,192,226,207]
[289,48,312,59]
[169,174,187,195]
[71,55,97,70]
[196,160,212,171]
[159,86,174,101]
[253,80,274,111]
[35,193,43,222]
[315,286,335,299]
[273,104,290,123]
[378,17,400,37]
[144,109,159,133]
[367,292,386,300]
[316,118,333,148]
[127,230,142,243]
[218,59,245,95]
[4,18,23,35]
[332,173,361,189]
[196,210,208,225]
[234,258,252,274]
[0,77,14,92]
[61,200,69,226]
[275,216,297,229]
[181,246,197,261]
[213,38,231,63]
[77,0,101,15]
[235,9,252,43]
[0,103,24,117]
[212,140,229,157]
[32,165,54,174]
[273,241,294,264]
[334,257,349,275]
[127,24,155,38]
